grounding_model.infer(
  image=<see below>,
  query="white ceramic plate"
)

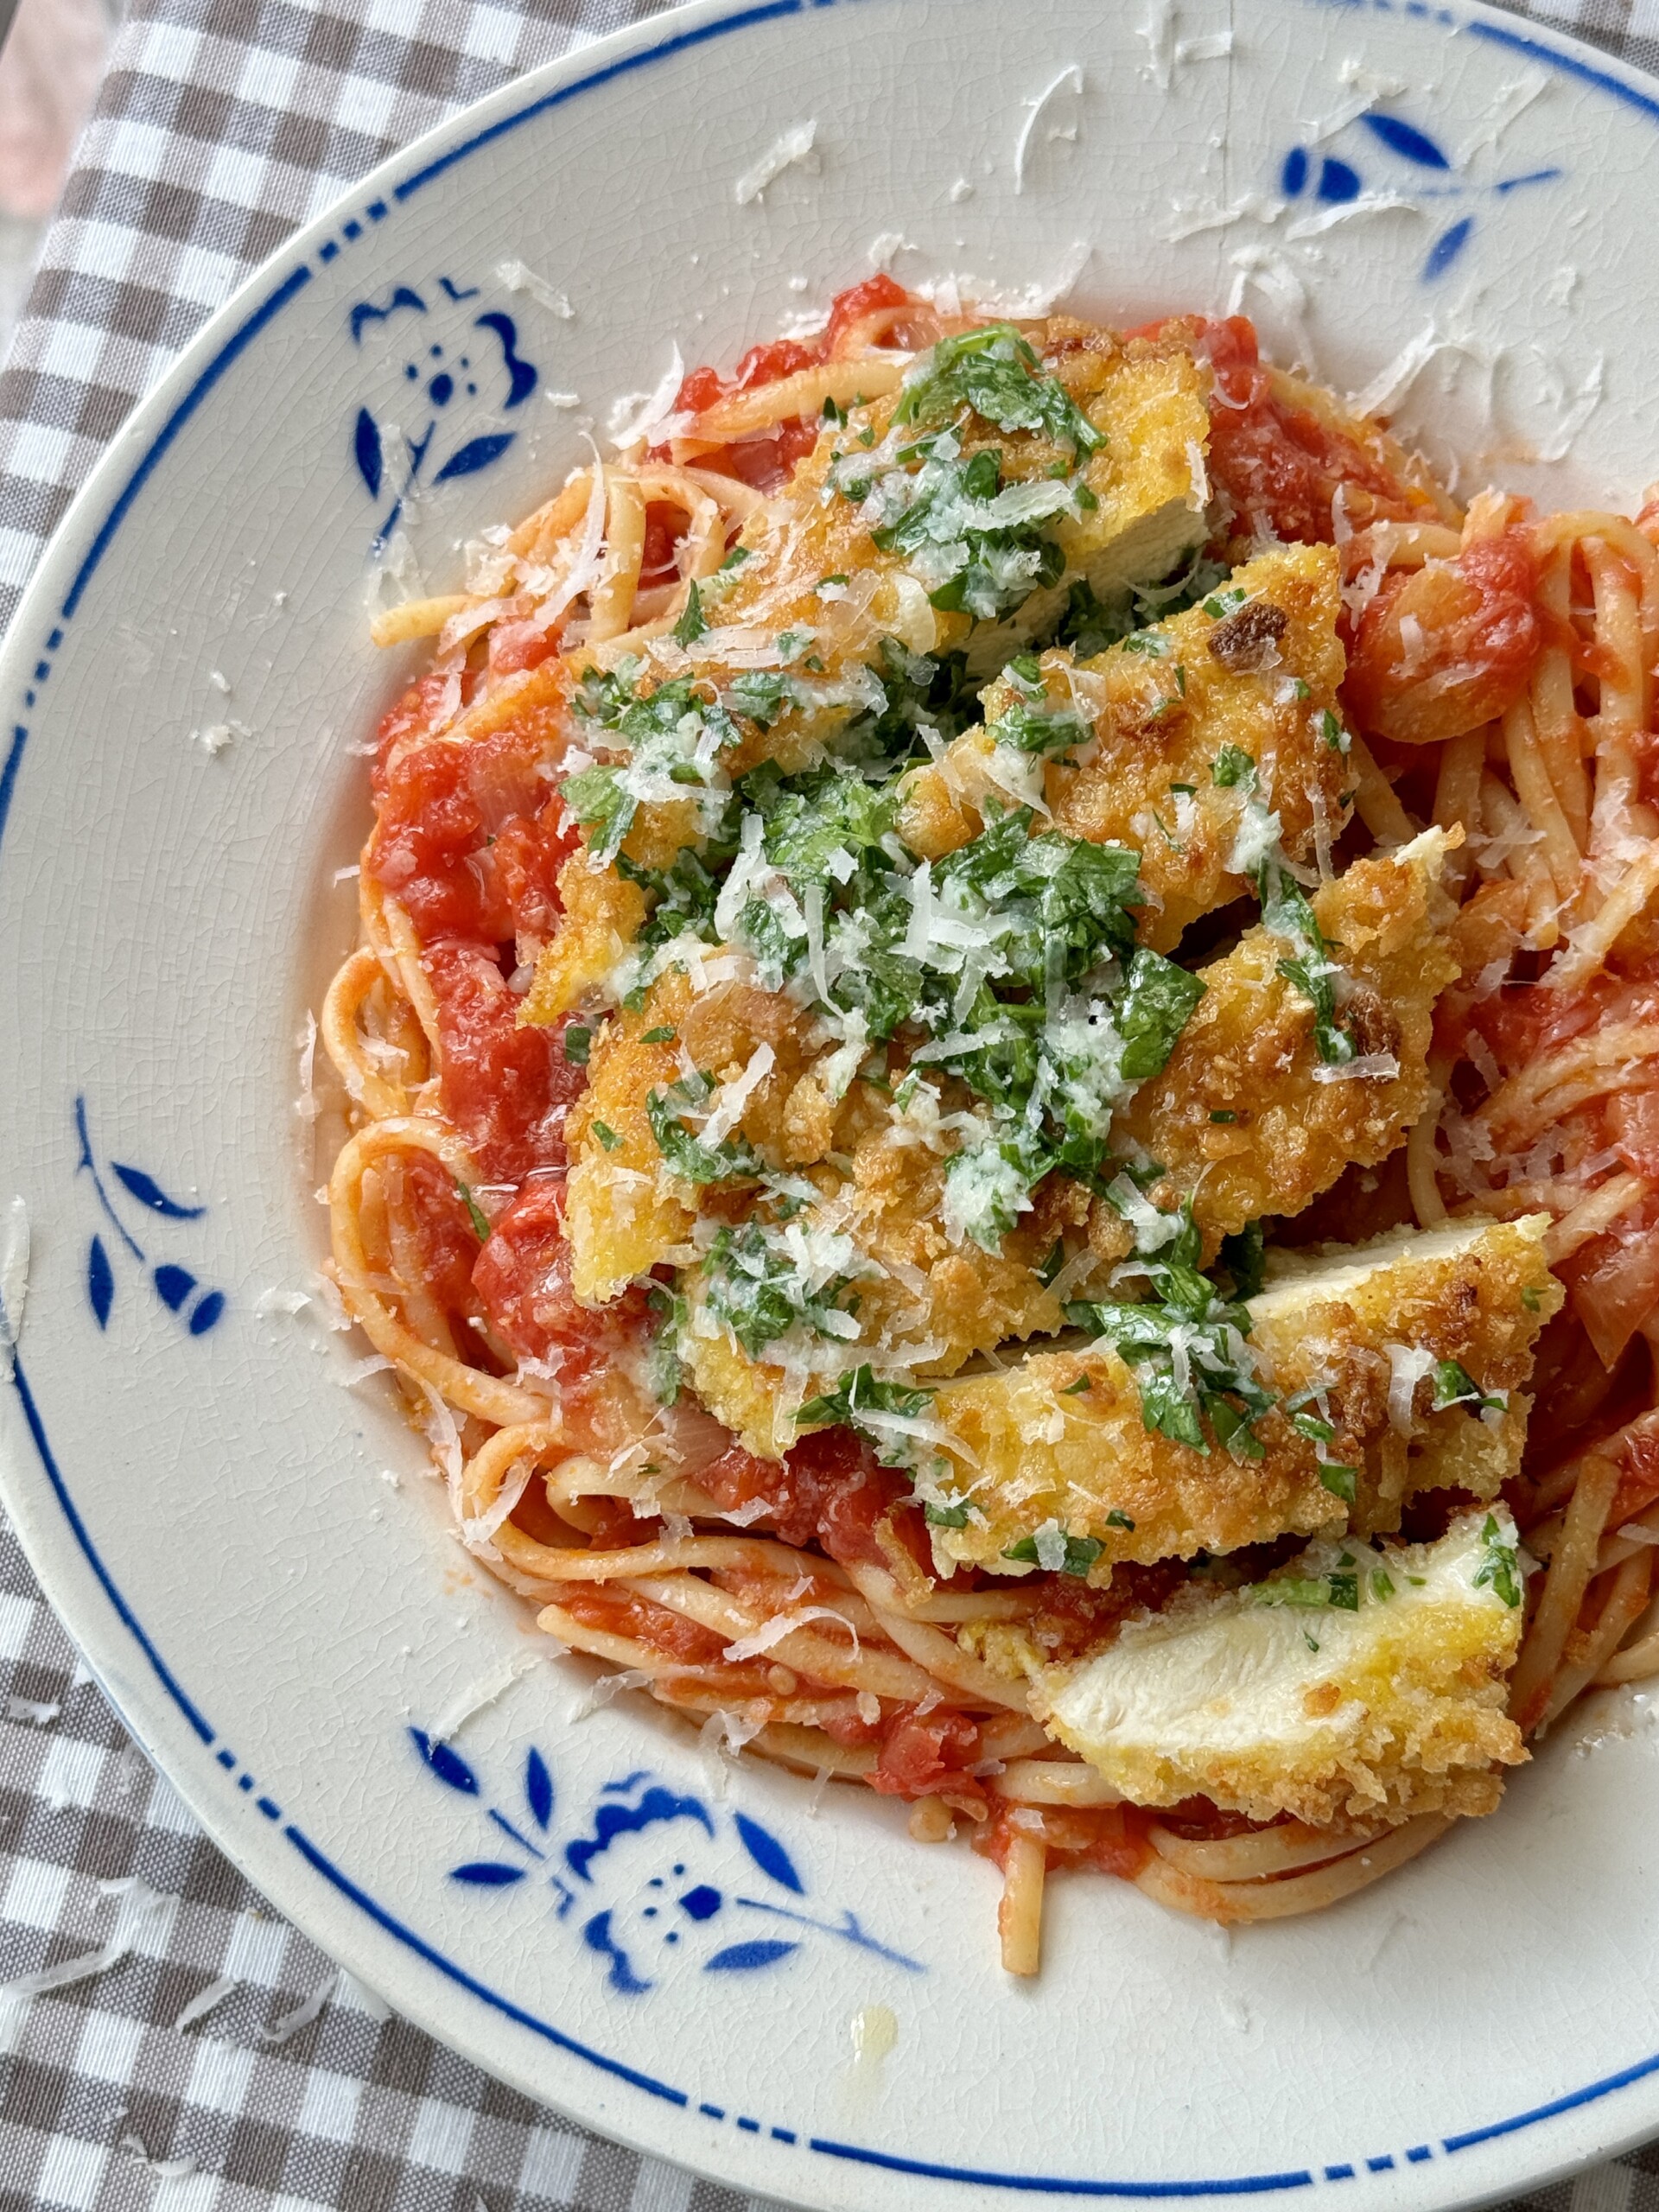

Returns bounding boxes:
[4,3,1659,2205]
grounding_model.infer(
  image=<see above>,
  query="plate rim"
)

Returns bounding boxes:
[4,0,1659,2202]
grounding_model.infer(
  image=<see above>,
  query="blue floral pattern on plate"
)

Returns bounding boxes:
[410,1726,925,1996]
[73,1095,226,1337]
[1278,107,1562,280]
[348,276,540,543]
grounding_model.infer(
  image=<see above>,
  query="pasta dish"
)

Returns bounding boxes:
[321,278,1659,1974]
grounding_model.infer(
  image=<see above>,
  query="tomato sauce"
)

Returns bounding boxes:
[973,1802,1154,1882]
[396,1148,486,1319]
[472,1173,652,1367]
[696,1427,912,1565]
[365,661,593,1189]
[1135,314,1428,545]
[660,276,913,495]
[556,1584,731,1667]
[1344,527,1541,747]
[413,942,579,1185]
[868,1707,984,1803]
[1609,1422,1659,1528]
[369,712,578,945]
[1471,953,1659,1084]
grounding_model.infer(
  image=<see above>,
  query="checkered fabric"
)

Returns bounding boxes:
[1,0,1658,2204]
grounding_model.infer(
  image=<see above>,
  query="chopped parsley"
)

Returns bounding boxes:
[701,1221,867,1360]
[563,665,738,861]
[561,763,636,861]
[1211,744,1257,790]
[1062,1374,1093,1395]
[1248,1573,1354,1611]
[1218,1219,1267,1300]
[672,581,708,645]
[796,1363,933,1429]
[645,1283,686,1405]
[744,760,898,884]
[454,1180,490,1241]
[852,435,1079,622]
[893,324,1103,454]
[563,1023,593,1066]
[1002,1528,1105,1578]
[1116,946,1207,1082]
[727,670,799,729]
[1430,1359,1507,1416]
[992,692,1092,756]
[1472,1513,1522,1607]
[1056,550,1229,660]
[592,1122,622,1152]
[1258,857,1357,1067]
[640,1025,677,1045]
[645,1072,763,1185]
[1067,1210,1274,1458]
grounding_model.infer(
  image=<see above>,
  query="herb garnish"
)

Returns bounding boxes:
[1472,1512,1522,1607]
[673,581,708,645]
[1066,1208,1274,1457]
[893,324,1103,454]
[1002,1527,1105,1578]
[701,1222,867,1360]
[796,1363,934,1429]
[645,1072,763,1185]
[1430,1359,1508,1416]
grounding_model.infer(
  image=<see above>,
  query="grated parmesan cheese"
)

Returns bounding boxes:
[1306,60,1408,145]
[1312,1052,1401,1084]
[295,1012,319,1124]
[1386,1344,1437,1433]
[1013,63,1083,195]
[569,1667,653,1721]
[722,1606,861,1662]
[607,347,688,450]
[431,1648,544,1740]
[174,1974,238,2031]
[261,1974,337,2045]
[734,120,819,207]
[0,1195,26,1379]
[4,1695,57,1726]
[701,1043,776,1149]
[699,1707,767,1796]
[1284,193,1421,242]
[495,259,575,318]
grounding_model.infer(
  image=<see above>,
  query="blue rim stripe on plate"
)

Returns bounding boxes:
[11,1357,213,1744]
[283,1820,690,2104]
[391,0,811,204]
[59,264,312,622]
[10,0,1659,2190]
[1441,2049,1659,2152]
[1466,17,1659,122]
[804,2142,1313,2196]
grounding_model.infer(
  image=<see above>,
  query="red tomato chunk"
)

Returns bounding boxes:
[473,1174,650,1370]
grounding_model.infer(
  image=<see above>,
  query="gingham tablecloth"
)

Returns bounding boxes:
[3,0,1659,2205]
